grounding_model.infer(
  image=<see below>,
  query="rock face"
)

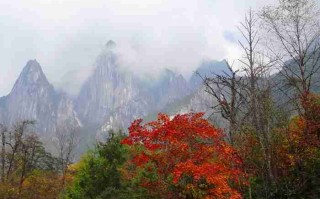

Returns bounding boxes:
[184,85,227,128]
[0,41,228,145]
[150,69,191,110]
[148,61,229,129]
[76,42,191,130]
[188,60,228,113]
[0,60,81,135]
[75,44,150,128]
[0,97,6,124]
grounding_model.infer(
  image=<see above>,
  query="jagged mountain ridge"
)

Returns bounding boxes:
[0,60,82,135]
[0,41,229,142]
[188,60,228,90]
[147,68,192,111]
[76,45,150,129]
[76,42,193,132]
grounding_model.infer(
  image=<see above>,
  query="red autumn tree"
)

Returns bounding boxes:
[121,113,246,199]
[281,93,320,173]
[301,92,320,143]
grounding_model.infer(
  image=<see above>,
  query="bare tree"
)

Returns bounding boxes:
[200,61,246,145]
[54,126,79,188]
[18,133,43,194]
[201,9,276,197]
[6,121,34,181]
[238,9,276,194]
[1,121,49,190]
[238,9,276,130]
[0,120,59,198]
[261,0,320,107]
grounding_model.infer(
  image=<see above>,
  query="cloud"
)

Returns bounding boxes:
[223,31,237,43]
[54,66,94,96]
[0,0,277,96]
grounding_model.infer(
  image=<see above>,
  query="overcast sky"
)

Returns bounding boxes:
[0,0,277,96]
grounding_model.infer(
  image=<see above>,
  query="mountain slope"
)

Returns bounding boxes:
[189,60,228,90]
[0,43,228,142]
[76,42,150,129]
[76,41,192,131]
[0,60,81,135]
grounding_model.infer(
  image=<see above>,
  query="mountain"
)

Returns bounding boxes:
[189,60,228,90]
[0,60,81,135]
[269,58,320,114]
[143,61,229,126]
[0,97,6,124]
[0,41,229,148]
[75,41,150,129]
[76,41,191,130]
[149,68,191,110]
[159,59,229,116]
[0,41,194,142]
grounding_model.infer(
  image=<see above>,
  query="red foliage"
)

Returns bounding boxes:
[301,92,320,143]
[122,113,246,199]
[271,93,320,179]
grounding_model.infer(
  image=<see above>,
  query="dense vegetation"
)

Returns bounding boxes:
[0,121,65,199]
[1,95,320,199]
[62,92,320,199]
[1,0,320,198]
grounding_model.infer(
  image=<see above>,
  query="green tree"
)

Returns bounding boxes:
[63,130,147,199]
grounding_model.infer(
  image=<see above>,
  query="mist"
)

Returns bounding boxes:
[0,0,277,96]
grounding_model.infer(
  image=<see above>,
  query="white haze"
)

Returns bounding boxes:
[0,0,277,96]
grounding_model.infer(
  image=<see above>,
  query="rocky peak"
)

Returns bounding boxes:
[20,59,48,83]
[11,59,51,95]
[0,60,81,136]
[105,40,116,50]
[76,42,150,128]
[96,50,117,73]
[161,68,188,86]
[147,68,190,110]
[94,41,120,78]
